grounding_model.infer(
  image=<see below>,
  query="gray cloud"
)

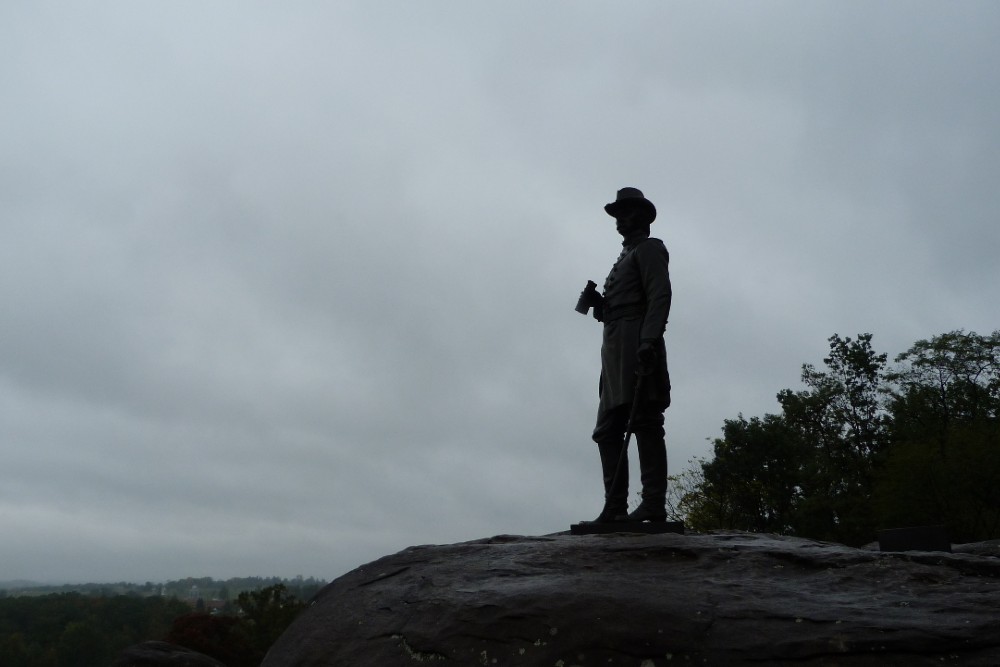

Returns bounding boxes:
[2,1,999,583]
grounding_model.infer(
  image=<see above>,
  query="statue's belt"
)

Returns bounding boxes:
[602,302,646,322]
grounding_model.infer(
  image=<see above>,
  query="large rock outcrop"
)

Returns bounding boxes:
[262,531,1000,666]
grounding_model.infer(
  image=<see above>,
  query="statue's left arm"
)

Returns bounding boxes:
[636,239,672,342]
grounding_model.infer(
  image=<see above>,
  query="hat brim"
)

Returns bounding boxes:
[604,198,656,224]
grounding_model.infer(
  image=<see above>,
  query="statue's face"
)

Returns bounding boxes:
[614,206,644,236]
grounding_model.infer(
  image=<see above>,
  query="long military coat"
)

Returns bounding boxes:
[598,236,672,412]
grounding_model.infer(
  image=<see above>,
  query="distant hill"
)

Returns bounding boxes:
[1,575,326,601]
[0,580,49,590]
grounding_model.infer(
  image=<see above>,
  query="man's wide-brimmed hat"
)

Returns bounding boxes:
[604,187,656,224]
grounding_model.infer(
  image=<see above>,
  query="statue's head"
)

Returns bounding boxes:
[605,187,656,236]
[605,187,656,224]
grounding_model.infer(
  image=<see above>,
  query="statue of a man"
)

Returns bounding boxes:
[579,187,672,523]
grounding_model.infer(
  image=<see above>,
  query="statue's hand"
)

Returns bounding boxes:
[592,294,604,322]
[637,340,658,374]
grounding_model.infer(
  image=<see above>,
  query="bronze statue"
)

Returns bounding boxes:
[577,187,671,523]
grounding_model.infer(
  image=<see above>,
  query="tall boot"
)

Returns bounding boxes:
[626,431,667,522]
[583,441,629,523]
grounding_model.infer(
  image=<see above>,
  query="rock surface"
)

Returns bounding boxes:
[112,640,225,667]
[263,531,1000,666]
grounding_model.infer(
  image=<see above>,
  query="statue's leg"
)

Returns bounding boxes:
[593,440,629,521]
[583,406,629,523]
[626,410,667,522]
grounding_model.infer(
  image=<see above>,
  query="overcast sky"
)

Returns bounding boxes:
[3,2,999,584]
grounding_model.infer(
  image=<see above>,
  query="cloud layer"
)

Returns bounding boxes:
[2,1,999,582]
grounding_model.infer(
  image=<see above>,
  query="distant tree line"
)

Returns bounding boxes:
[3,574,325,603]
[0,593,190,666]
[670,330,1000,546]
[0,578,324,667]
[166,584,308,667]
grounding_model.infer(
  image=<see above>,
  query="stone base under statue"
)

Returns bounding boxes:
[570,521,685,535]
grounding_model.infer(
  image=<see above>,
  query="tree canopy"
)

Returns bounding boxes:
[678,330,1000,545]
[0,581,316,667]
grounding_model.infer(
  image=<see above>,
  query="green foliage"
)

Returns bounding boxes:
[166,613,257,667]
[165,584,310,666]
[873,422,1000,540]
[693,415,805,534]
[777,334,889,544]
[877,330,1000,541]
[887,329,1000,451]
[665,462,706,525]
[680,330,1000,546]
[3,575,326,602]
[236,584,308,657]
[0,593,190,667]
[0,577,323,666]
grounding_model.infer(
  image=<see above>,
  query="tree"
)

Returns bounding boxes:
[887,330,1000,451]
[0,593,190,667]
[678,333,889,545]
[678,330,1000,545]
[776,333,889,544]
[878,330,1000,541]
[689,415,805,534]
[56,621,105,667]
[0,633,32,667]
[665,461,706,524]
[166,613,256,667]
[237,584,307,660]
